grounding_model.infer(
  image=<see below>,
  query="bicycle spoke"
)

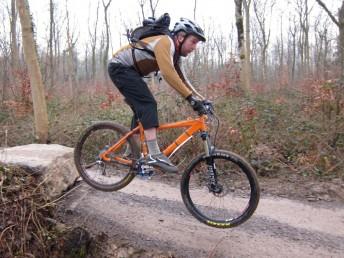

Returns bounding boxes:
[74,122,139,191]
[181,150,259,228]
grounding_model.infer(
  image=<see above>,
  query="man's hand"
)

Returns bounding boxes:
[186,95,207,114]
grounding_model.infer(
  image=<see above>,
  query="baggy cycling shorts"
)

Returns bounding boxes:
[108,62,159,130]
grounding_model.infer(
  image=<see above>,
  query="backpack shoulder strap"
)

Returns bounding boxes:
[131,48,143,76]
[134,40,155,57]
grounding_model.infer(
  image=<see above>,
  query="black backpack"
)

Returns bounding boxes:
[127,13,171,57]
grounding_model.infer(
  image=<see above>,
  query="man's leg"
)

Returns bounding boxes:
[144,128,159,154]
[108,63,177,173]
[144,127,178,173]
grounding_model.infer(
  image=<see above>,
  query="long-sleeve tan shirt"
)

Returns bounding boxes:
[110,35,201,99]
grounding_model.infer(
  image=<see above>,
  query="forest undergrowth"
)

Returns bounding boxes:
[0,79,343,257]
[1,79,343,179]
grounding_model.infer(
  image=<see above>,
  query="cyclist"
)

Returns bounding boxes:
[108,18,206,173]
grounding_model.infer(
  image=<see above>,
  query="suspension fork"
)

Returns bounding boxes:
[201,132,220,192]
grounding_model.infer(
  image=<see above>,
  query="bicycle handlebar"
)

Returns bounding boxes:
[197,100,214,116]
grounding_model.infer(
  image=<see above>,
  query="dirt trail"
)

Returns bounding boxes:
[58,177,344,258]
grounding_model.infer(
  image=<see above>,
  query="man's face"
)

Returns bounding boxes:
[178,35,201,57]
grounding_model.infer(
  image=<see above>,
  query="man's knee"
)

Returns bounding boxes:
[148,99,158,109]
[141,99,157,113]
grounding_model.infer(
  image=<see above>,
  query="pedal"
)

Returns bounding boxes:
[137,164,155,179]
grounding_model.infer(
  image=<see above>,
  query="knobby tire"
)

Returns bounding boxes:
[181,149,260,228]
[74,121,139,191]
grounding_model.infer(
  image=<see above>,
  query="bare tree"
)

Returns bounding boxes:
[316,0,344,80]
[296,0,312,76]
[65,0,78,101]
[243,0,252,89]
[10,0,19,70]
[138,0,146,20]
[253,0,275,82]
[88,0,100,82]
[102,0,113,79]
[16,0,49,143]
[190,0,200,86]
[84,45,89,81]
[213,36,225,68]
[315,0,344,148]
[235,0,250,94]
[48,0,55,89]
[287,15,298,83]
[46,5,64,85]
[149,0,159,18]
[0,10,10,103]
[314,16,331,80]
[278,15,284,79]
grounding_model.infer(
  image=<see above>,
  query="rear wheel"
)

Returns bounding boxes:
[181,150,260,228]
[74,121,139,191]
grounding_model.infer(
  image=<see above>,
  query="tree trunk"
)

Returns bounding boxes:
[89,1,99,83]
[191,0,200,87]
[138,0,146,20]
[243,0,252,91]
[92,46,96,81]
[301,0,310,75]
[193,0,197,20]
[55,27,61,82]
[102,0,113,80]
[253,0,273,82]
[292,33,296,82]
[323,31,329,80]
[48,0,54,89]
[65,0,76,102]
[315,0,344,80]
[279,17,284,80]
[235,0,250,94]
[16,0,49,143]
[0,47,10,103]
[10,0,20,69]
[85,46,89,81]
[149,0,159,18]
[287,17,297,84]
[339,4,344,80]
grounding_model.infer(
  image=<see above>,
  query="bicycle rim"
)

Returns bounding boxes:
[181,150,260,228]
[74,122,139,191]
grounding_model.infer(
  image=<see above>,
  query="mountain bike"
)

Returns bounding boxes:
[74,101,260,228]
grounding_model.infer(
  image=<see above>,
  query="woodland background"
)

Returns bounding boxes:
[0,0,343,178]
[0,0,344,256]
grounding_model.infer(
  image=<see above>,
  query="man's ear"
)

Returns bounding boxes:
[177,34,185,43]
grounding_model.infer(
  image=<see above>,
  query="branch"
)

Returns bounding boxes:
[315,0,339,27]
[149,0,159,18]
[102,0,113,10]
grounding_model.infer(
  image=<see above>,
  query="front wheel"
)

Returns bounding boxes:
[74,121,139,191]
[181,150,260,228]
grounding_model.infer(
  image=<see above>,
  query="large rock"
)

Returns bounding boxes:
[0,144,79,199]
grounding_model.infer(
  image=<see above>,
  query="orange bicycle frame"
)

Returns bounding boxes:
[100,115,208,165]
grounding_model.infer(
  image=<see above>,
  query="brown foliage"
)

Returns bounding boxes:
[0,165,54,257]
[3,100,32,118]
[99,89,121,109]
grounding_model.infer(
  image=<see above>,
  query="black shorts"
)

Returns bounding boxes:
[108,62,158,129]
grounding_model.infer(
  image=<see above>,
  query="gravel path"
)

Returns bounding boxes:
[57,178,344,258]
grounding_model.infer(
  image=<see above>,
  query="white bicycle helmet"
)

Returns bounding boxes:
[172,18,206,42]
